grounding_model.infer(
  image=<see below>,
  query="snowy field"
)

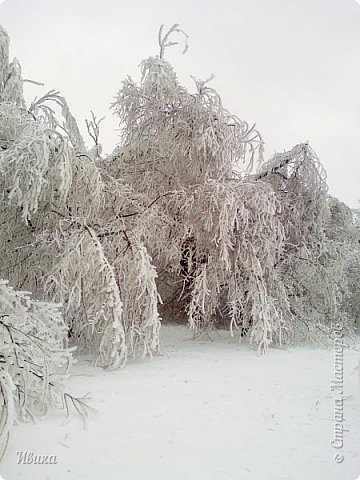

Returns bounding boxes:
[1,325,359,480]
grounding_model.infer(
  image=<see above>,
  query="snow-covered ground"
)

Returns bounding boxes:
[1,325,359,480]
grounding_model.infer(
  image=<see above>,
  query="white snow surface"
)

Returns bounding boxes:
[1,325,359,480]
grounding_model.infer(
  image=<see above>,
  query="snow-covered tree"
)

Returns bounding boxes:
[1,21,359,460]
[258,145,359,341]
[110,25,292,350]
[110,25,359,346]
[0,24,161,457]
[0,26,161,369]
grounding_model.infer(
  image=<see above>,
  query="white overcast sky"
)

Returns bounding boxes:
[0,0,359,207]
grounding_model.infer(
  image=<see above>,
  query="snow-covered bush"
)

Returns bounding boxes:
[0,280,72,461]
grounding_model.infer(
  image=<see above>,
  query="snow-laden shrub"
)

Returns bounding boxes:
[0,280,73,461]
